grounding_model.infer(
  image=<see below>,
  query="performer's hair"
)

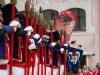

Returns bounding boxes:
[2,3,19,25]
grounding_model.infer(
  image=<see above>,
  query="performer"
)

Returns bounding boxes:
[28,33,43,75]
[47,31,67,75]
[89,66,95,75]
[95,62,100,75]
[2,3,35,75]
[83,65,89,75]
[77,68,83,75]
[0,5,21,75]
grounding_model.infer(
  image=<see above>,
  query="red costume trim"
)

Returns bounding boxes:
[12,60,25,68]
[0,64,7,70]
[4,39,9,59]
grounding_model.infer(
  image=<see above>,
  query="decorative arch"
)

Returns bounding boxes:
[68,8,86,31]
[43,9,59,13]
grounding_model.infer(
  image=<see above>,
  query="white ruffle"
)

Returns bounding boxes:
[28,44,36,50]
[9,21,20,27]
[24,26,33,32]
[33,34,40,39]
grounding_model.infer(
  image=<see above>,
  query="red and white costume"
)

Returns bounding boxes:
[77,73,84,75]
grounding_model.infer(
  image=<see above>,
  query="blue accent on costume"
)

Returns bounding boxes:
[0,25,14,59]
[32,37,41,47]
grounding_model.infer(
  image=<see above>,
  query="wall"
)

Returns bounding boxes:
[0,0,5,5]
[70,32,95,67]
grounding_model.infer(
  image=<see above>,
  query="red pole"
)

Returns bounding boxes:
[27,13,33,75]
[43,24,46,75]
[25,1,30,75]
[41,23,44,75]
[64,31,66,75]
[58,29,63,75]
[37,24,41,75]
[24,11,29,75]
[32,20,36,75]
[9,4,15,75]
[50,29,53,75]
[31,9,36,75]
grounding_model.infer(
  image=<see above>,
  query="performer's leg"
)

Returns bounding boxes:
[53,68,58,75]
[0,69,8,75]
[29,66,32,75]
[10,60,24,75]
[34,64,38,75]
[46,66,51,75]
[60,65,64,75]
[12,66,24,75]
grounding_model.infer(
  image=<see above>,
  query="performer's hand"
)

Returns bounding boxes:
[64,43,68,47]
[33,34,40,39]
[28,44,36,50]
[50,42,56,47]
[42,35,50,39]
[60,48,64,53]
[9,20,20,32]
[24,26,33,36]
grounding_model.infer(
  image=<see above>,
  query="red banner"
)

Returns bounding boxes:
[55,10,76,42]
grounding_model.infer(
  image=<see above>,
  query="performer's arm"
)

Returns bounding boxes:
[53,48,64,54]
[3,25,14,33]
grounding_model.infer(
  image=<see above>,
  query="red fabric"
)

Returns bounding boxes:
[0,64,7,70]
[18,48,21,60]
[42,48,45,56]
[10,26,14,31]
[13,60,24,68]
[93,71,96,75]
[77,73,84,75]
[95,70,100,75]
[32,51,36,65]
[18,36,23,60]
[4,39,9,59]
[83,70,89,75]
